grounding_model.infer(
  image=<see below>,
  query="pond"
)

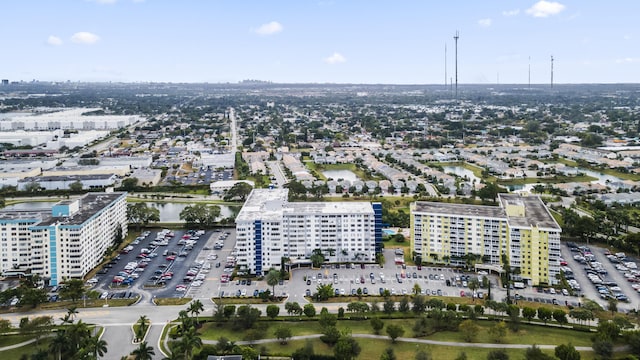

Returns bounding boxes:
[2,201,241,223]
[322,169,360,182]
[442,166,482,183]
[577,168,623,186]
[146,202,241,222]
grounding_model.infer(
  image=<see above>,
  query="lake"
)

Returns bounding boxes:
[2,201,241,223]
[442,166,481,183]
[322,169,359,182]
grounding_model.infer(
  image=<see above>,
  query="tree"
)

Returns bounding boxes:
[555,343,581,360]
[537,307,552,324]
[266,304,280,319]
[319,309,337,329]
[522,307,536,322]
[285,301,302,316]
[118,177,138,191]
[136,315,149,342]
[553,309,568,325]
[266,268,281,296]
[607,297,618,315]
[370,317,384,335]
[380,347,397,360]
[468,278,480,301]
[459,319,479,342]
[223,182,254,201]
[489,321,507,343]
[69,181,84,192]
[127,203,160,229]
[592,339,613,360]
[334,332,361,360]
[412,283,422,296]
[235,305,261,329]
[320,326,341,346]
[179,203,221,228]
[303,303,316,318]
[383,297,395,315]
[131,341,155,360]
[24,182,41,193]
[275,326,292,344]
[0,319,12,334]
[486,349,509,360]
[525,344,554,360]
[188,299,204,325]
[316,283,334,301]
[386,324,405,343]
[398,297,410,313]
[310,248,325,268]
[178,326,202,360]
[412,294,426,313]
[49,331,68,360]
[84,334,108,359]
[59,279,85,302]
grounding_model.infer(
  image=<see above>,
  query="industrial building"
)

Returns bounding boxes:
[410,194,561,285]
[0,191,128,286]
[235,189,382,275]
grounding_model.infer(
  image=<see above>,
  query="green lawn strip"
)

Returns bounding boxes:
[0,338,51,357]
[158,323,176,356]
[0,334,36,348]
[258,338,593,360]
[34,298,138,311]
[497,175,597,185]
[154,297,193,306]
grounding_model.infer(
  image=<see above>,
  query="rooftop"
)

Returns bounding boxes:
[38,192,126,226]
[499,194,561,230]
[412,201,506,219]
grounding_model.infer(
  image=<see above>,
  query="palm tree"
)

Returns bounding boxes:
[178,310,192,333]
[131,341,155,360]
[188,299,204,325]
[84,334,108,359]
[161,351,183,360]
[266,268,281,296]
[67,306,79,321]
[178,327,202,360]
[136,315,149,342]
[67,320,91,351]
[49,331,68,360]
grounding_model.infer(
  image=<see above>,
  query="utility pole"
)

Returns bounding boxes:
[454,31,460,99]
[550,55,554,89]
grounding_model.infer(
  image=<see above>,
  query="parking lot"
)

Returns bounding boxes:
[91,228,236,299]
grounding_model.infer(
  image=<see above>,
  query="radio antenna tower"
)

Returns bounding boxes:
[550,55,554,88]
[444,43,447,88]
[454,31,459,99]
[528,56,531,89]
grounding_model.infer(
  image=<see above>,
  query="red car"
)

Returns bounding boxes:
[166,255,176,261]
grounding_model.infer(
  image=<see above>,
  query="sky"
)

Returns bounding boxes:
[1,0,639,84]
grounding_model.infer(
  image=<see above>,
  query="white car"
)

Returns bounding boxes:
[191,281,203,287]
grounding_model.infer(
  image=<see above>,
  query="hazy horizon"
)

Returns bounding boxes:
[2,1,639,84]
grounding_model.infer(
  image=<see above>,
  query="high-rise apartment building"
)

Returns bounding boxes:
[0,192,128,286]
[411,194,561,285]
[235,189,382,275]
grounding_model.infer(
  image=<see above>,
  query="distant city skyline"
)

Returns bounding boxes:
[2,0,639,84]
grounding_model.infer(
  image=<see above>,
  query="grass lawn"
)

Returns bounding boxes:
[0,334,36,347]
[258,338,597,360]
[33,297,138,311]
[497,174,597,185]
[155,297,192,306]
[0,338,51,358]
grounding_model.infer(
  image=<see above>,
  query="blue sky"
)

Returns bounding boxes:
[1,0,639,84]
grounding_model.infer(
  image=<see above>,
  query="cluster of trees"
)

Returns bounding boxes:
[179,203,221,228]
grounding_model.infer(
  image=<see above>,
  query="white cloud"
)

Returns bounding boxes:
[623,34,631,40]
[616,57,639,64]
[526,1,565,18]
[71,32,101,44]
[47,35,63,46]
[254,21,283,36]
[324,52,346,64]
[502,9,520,16]
[478,18,492,27]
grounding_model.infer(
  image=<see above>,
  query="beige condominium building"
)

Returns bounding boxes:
[411,194,561,285]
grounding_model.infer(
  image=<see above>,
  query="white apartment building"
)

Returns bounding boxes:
[235,189,382,275]
[0,192,128,286]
